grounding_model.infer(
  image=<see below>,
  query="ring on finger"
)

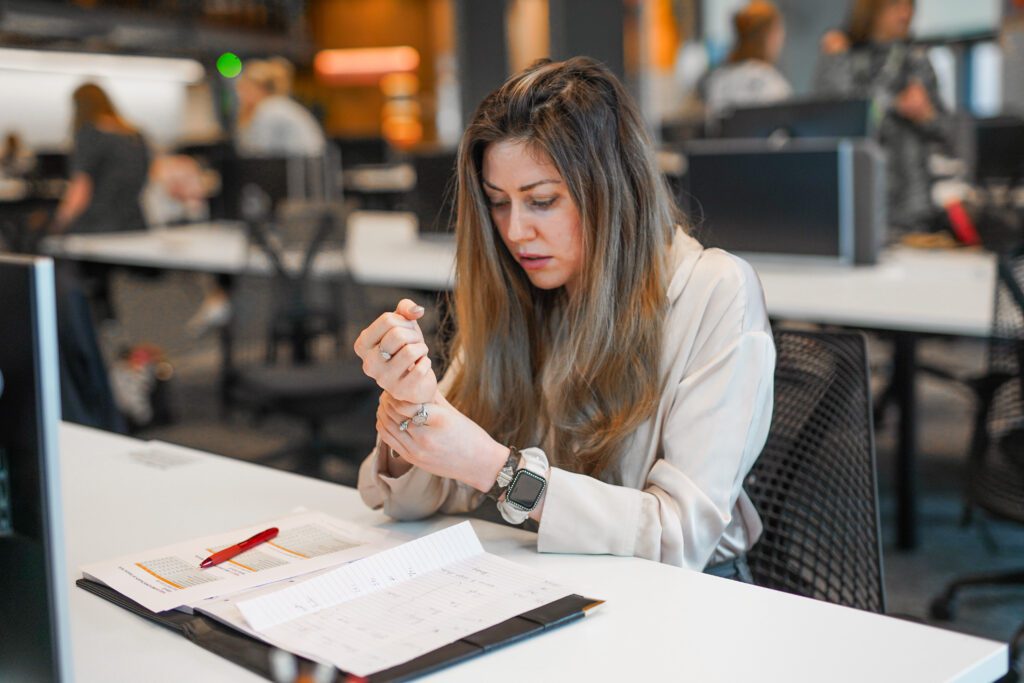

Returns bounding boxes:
[412,403,429,426]
[379,346,392,361]
[399,418,411,432]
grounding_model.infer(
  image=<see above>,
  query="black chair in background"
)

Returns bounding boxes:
[746,330,886,613]
[226,199,378,476]
[930,251,1024,680]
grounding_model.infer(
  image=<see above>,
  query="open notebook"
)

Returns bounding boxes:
[78,519,602,681]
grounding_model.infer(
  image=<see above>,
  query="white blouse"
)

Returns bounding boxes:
[358,230,776,571]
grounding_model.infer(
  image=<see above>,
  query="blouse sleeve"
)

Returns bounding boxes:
[357,355,485,520]
[536,257,775,570]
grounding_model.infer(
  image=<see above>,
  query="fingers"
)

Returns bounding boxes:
[353,310,419,359]
[395,298,426,321]
[389,356,437,404]
[379,392,422,420]
[376,416,415,458]
[378,325,425,359]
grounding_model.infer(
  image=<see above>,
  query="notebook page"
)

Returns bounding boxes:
[237,521,483,631]
[247,551,572,677]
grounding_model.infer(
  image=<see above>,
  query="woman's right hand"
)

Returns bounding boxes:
[820,30,850,55]
[354,299,438,404]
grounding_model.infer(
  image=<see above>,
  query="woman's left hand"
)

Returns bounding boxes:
[376,392,509,493]
[896,80,936,124]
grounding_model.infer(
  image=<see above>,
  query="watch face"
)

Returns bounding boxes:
[506,469,545,511]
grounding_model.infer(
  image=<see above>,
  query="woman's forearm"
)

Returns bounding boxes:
[54,173,92,231]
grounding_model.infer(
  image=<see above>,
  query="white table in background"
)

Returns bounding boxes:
[62,423,1006,682]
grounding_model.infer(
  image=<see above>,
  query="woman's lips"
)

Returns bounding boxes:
[518,254,553,271]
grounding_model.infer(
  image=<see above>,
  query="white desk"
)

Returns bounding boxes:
[62,423,1006,682]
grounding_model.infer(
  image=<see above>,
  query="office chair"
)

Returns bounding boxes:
[929,251,1024,681]
[226,200,378,477]
[746,329,886,613]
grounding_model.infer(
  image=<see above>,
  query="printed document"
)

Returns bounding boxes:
[80,511,396,613]
[234,522,573,677]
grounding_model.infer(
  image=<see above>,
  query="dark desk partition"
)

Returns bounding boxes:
[718,98,873,140]
[680,139,886,264]
[408,148,458,238]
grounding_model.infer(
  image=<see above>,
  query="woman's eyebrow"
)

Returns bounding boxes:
[482,178,561,192]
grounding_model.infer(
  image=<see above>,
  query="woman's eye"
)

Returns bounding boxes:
[530,198,556,209]
[486,197,509,208]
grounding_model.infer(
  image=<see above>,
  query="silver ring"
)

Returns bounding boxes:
[379,347,392,361]
[399,418,411,432]
[412,403,429,426]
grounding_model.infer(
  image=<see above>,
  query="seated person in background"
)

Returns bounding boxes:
[0,131,36,178]
[354,58,776,578]
[187,57,327,334]
[814,0,952,234]
[235,57,325,158]
[703,1,792,119]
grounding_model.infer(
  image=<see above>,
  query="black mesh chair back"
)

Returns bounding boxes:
[969,251,1024,525]
[745,330,885,613]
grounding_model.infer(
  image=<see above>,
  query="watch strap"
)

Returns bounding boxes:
[486,447,520,502]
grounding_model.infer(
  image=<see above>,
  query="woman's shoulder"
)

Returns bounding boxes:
[666,232,768,331]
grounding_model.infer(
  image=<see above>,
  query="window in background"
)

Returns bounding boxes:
[972,41,1003,116]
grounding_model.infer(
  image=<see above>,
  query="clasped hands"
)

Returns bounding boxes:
[353,299,507,492]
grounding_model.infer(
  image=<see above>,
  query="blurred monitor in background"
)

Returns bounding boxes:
[718,97,873,140]
[407,147,457,240]
[974,116,1024,186]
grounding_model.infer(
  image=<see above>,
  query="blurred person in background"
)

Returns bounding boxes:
[235,57,325,158]
[53,83,150,235]
[703,1,792,119]
[0,131,36,178]
[815,0,952,235]
[52,83,151,323]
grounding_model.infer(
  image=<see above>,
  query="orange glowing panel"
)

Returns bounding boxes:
[315,46,420,86]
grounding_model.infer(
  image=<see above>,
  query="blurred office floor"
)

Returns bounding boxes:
[100,269,1023,651]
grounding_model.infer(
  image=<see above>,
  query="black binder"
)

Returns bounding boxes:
[77,578,602,682]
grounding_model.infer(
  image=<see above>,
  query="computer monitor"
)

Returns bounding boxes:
[974,116,1024,185]
[407,148,457,239]
[718,98,873,140]
[0,255,73,682]
[680,139,887,264]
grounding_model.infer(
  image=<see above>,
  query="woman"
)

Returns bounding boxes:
[354,58,775,577]
[234,57,325,158]
[53,83,149,234]
[815,0,951,233]
[704,1,792,118]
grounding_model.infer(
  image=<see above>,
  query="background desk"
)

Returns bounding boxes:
[62,422,1006,682]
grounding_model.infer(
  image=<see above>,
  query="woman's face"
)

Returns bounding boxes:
[873,0,914,42]
[766,18,786,63]
[482,139,584,295]
[235,77,265,111]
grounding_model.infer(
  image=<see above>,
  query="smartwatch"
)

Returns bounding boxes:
[497,447,548,525]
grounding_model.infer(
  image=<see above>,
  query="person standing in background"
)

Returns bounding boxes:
[703,1,792,119]
[815,0,952,234]
[53,83,150,235]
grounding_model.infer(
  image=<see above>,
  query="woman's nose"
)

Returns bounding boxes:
[506,202,535,242]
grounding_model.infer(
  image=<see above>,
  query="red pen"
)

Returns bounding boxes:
[199,527,279,569]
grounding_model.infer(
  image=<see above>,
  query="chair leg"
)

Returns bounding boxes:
[930,569,1024,621]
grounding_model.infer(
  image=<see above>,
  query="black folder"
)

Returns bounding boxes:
[77,578,601,682]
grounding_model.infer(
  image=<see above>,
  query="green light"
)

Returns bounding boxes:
[217,53,242,79]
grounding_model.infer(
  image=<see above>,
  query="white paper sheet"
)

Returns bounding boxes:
[236,522,573,677]
[81,511,397,613]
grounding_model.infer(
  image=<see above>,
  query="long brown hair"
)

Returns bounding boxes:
[728,1,782,64]
[72,83,137,135]
[846,0,915,46]
[446,57,679,477]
